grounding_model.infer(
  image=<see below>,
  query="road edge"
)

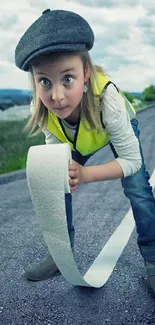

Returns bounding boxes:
[0,168,26,185]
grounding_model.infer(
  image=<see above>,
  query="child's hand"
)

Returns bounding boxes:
[69,160,86,191]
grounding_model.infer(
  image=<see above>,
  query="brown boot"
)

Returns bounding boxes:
[24,248,75,281]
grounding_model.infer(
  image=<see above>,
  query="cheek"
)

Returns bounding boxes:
[37,89,49,105]
[69,84,84,104]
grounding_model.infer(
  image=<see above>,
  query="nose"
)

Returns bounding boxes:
[51,84,65,103]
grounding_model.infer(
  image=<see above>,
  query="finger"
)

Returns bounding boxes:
[69,164,78,171]
[69,178,77,185]
[69,170,78,178]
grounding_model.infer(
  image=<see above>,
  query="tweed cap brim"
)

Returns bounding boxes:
[19,44,86,72]
[15,9,94,71]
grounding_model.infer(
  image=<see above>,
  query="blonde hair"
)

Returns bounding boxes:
[23,50,107,137]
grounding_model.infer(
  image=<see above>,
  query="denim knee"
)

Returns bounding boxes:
[121,166,152,199]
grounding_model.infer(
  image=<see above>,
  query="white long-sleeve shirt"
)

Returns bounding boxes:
[30,84,142,177]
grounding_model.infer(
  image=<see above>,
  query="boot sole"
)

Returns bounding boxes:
[24,269,61,281]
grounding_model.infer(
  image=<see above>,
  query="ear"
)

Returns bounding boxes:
[84,64,91,83]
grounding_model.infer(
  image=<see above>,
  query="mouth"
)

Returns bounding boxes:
[53,105,68,110]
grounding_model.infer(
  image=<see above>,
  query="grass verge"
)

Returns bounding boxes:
[0,117,44,175]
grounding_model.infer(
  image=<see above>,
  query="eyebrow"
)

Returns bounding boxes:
[35,68,76,75]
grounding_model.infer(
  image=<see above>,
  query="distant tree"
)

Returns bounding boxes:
[123,91,134,103]
[142,85,155,101]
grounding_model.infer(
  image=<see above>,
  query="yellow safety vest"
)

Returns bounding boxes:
[46,72,136,156]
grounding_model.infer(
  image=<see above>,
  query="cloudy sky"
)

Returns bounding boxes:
[0,0,155,92]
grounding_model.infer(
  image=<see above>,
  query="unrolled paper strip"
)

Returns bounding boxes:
[26,143,136,288]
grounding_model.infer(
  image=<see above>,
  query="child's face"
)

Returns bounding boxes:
[32,54,90,122]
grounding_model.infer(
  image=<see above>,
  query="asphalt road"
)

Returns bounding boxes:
[1,106,155,325]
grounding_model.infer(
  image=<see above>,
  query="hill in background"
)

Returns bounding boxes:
[0,89,32,97]
[130,92,142,99]
[0,89,32,110]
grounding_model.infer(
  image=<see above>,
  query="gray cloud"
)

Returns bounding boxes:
[70,0,139,7]
[136,17,154,28]
[136,16,155,46]
[90,27,132,72]
[105,55,148,71]
[0,35,18,64]
[27,0,47,7]
[141,0,155,15]
[0,64,14,75]
[103,22,130,43]
[96,50,144,71]
[98,0,139,7]
[27,0,62,10]
[0,12,22,64]
[88,19,132,73]
[92,21,130,52]
[104,55,132,70]
[142,31,155,46]
[90,47,146,77]
[0,14,19,31]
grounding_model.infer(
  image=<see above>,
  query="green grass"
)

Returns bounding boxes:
[0,117,44,175]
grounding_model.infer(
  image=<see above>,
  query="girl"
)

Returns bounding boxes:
[15,9,155,292]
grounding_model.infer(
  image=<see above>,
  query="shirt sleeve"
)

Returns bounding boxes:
[102,83,142,177]
[43,129,63,145]
[30,101,62,145]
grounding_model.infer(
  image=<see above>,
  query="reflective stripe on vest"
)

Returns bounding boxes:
[46,72,136,156]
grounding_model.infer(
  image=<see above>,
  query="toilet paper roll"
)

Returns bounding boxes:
[26,143,136,288]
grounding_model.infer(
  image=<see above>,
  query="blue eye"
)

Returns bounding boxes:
[64,75,74,84]
[39,78,50,87]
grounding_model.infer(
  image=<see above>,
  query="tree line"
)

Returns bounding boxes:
[124,85,155,103]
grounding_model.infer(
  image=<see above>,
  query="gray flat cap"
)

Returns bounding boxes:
[15,9,95,71]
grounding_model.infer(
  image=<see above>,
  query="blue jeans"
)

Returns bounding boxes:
[65,119,155,262]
